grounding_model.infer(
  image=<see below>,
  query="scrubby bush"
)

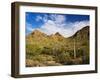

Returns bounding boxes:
[76,49,84,57]
[41,47,52,55]
[55,51,72,65]
[67,50,74,58]
[81,55,89,64]
[26,44,43,56]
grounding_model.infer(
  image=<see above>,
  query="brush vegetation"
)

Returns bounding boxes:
[26,26,89,67]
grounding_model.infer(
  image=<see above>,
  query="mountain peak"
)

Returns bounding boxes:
[55,32,62,36]
[31,29,45,35]
[28,29,48,39]
[32,29,41,34]
[71,26,89,40]
[49,32,64,41]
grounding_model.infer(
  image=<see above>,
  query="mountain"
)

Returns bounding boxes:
[26,30,65,44]
[55,32,63,36]
[26,26,89,52]
[27,29,47,38]
[72,26,89,40]
[26,26,89,67]
[68,26,89,52]
[30,30,64,39]
[26,30,48,44]
[27,26,89,41]
[49,32,64,41]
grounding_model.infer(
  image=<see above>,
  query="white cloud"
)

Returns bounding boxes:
[73,20,89,32]
[38,14,89,37]
[43,14,48,22]
[50,14,66,24]
[36,15,42,22]
[26,23,34,32]
[39,20,60,35]
[36,14,48,22]
[30,14,89,37]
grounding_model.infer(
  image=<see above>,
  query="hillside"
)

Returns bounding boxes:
[26,26,89,67]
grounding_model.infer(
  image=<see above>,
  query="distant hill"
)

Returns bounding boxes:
[72,26,89,40]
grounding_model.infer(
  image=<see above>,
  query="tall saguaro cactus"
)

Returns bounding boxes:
[73,37,76,59]
[73,27,77,59]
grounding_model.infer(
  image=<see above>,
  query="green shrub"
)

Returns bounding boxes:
[26,44,43,56]
[76,49,84,57]
[55,51,72,65]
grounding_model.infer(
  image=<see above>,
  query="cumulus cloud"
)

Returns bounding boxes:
[36,15,42,22]
[26,23,35,34]
[43,14,48,22]
[50,14,66,24]
[32,14,89,37]
[40,20,89,37]
[36,14,48,23]
[73,20,89,32]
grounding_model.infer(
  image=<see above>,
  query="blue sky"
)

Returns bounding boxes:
[26,12,89,37]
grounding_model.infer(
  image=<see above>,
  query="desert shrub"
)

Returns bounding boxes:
[82,42,87,46]
[26,59,46,67]
[26,59,40,67]
[42,46,63,56]
[67,49,85,58]
[31,54,54,63]
[26,44,43,56]
[26,59,34,67]
[52,48,62,56]
[42,47,52,55]
[67,50,74,58]
[81,55,89,64]
[71,57,83,64]
[45,61,62,66]
[55,51,72,65]
[76,49,84,57]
